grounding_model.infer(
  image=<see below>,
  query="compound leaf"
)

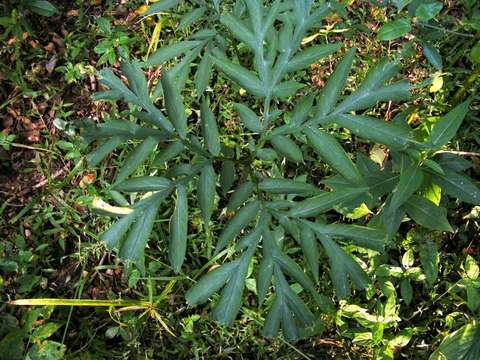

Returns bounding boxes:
[212,245,256,325]
[319,236,370,298]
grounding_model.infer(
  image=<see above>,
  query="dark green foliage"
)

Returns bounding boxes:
[83,0,479,345]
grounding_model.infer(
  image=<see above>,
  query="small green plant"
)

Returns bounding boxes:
[0,133,16,151]
[94,17,137,66]
[429,255,480,359]
[374,0,480,77]
[77,0,480,343]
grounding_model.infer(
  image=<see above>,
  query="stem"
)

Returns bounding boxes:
[8,142,55,153]
[418,23,475,38]
[435,150,480,157]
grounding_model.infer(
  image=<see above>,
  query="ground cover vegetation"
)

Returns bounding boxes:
[0,0,479,359]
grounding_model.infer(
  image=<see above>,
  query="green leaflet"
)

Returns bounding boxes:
[215,200,261,253]
[113,176,172,193]
[220,160,236,195]
[415,2,443,21]
[262,292,283,338]
[256,148,278,161]
[98,67,174,132]
[435,153,472,173]
[146,41,202,66]
[308,223,386,252]
[257,249,274,304]
[270,135,303,163]
[86,136,124,167]
[195,51,213,95]
[380,203,406,240]
[299,226,319,283]
[319,236,370,299]
[285,43,342,72]
[233,103,263,132]
[167,44,205,93]
[211,49,264,97]
[243,0,262,36]
[185,261,239,306]
[304,126,364,184]
[161,72,188,139]
[431,169,480,205]
[429,321,480,360]
[271,81,305,98]
[335,81,411,114]
[226,181,256,211]
[260,228,317,298]
[220,13,256,50]
[178,8,206,30]
[259,178,318,195]
[153,140,185,166]
[140,0,181,18]
[235,215,266,251]
[101,209,140,250]
[377,18,412,41]
[100,192,169,273]
[119,198,162,273]
[291,94,314,126]
[422,41,443,70]
[262,0,281,35]
[121,60,149,106]
[289,187,367,218]
[98,69,140,107]
[169,184,188,273]
[391,0,412,11]
[211,245,256,325]
[427,100,471,150]
[404,195,453,232]
[198,164,216,231]
[315,48,356,117]
[115,136,158,184]
[419,239,439,287]
[28,0,58,16]
[262,266,315,341]
[363,170,399,199]
[400,279,413,306]
[333,114,414,150]
[201,99,221,156]
[388,163,424,214]
[83,120,161,140]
